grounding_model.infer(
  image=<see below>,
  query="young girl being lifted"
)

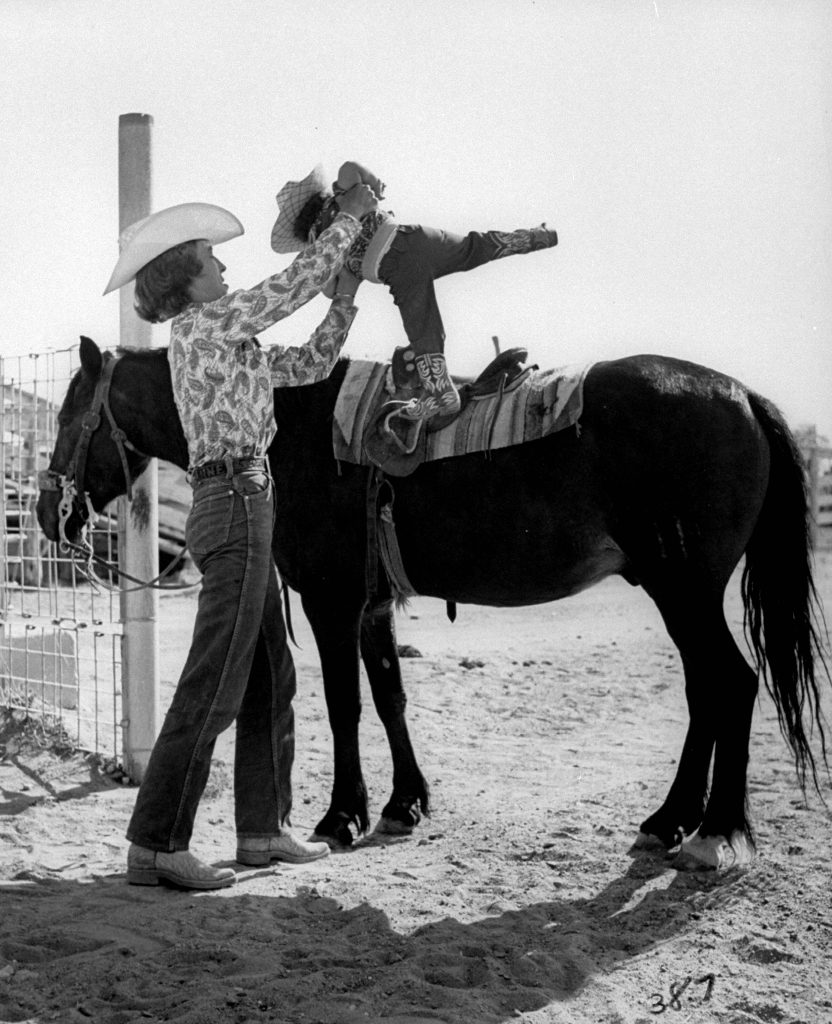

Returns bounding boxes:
[271,161,558,457]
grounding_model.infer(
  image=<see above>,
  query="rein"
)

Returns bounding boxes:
[38,351,196,593]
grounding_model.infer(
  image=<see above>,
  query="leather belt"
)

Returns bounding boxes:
[190,456,267,482]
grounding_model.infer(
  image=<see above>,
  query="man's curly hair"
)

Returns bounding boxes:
[133,241,203,323]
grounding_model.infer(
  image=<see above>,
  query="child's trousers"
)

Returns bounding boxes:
[377,223,556,355]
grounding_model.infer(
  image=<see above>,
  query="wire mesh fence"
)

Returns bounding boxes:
[1,347,124,760]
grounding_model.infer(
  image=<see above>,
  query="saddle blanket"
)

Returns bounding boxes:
[333,358,593,466]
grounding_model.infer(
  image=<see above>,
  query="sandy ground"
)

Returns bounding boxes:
[1,555,831,1024]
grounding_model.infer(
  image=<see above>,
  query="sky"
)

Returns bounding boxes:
[2,0,831,438]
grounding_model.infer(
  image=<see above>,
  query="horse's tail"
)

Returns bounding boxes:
[742,390,830,791]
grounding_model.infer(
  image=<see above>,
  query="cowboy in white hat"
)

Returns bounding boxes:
[109,186,379,891]
[271,160,558,467]
[104,202,245,297]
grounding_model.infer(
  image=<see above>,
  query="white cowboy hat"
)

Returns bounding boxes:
[270,164,330,254]
[103,202,244,295]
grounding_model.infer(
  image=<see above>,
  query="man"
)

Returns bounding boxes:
[102,185,376,889]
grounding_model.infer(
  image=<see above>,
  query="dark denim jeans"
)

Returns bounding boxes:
[126,468,296,852]
[378,224,518,354]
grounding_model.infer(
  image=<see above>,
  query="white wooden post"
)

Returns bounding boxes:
[116,113,161,781]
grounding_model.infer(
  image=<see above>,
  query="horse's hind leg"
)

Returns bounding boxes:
[360,601,430,835]
[638,670,714,850]
[678,622,758,869]
[641,589,757,868]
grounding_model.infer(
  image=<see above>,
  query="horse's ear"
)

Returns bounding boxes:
[79,336,103,379]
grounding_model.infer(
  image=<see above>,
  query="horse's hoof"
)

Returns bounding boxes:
[674,831,754,871]
[308,831,353,852]
[373,816,415,837]
[630,831,668,853]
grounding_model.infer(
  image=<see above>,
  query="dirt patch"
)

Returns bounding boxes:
[1,561,830,1023]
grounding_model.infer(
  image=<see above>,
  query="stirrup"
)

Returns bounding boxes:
[379,391,462,446]
[363,404,427,477]
[379,401,426,456]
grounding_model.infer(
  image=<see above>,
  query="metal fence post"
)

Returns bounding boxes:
[117,113,160,780]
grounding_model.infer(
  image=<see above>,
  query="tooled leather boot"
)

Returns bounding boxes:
[490,223,558,259]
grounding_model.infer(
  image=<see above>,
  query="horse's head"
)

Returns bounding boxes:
[36,336,154,545]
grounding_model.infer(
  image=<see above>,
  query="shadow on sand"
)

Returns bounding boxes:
[0,848,744,1023]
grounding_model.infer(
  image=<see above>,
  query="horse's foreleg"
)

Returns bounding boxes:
[301,593,368,847]
[360,601,430,836]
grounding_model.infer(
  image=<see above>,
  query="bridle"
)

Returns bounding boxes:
[37,350,193,592]
[39,352,144,519]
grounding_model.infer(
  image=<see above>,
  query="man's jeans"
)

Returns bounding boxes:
[126,468,296,852]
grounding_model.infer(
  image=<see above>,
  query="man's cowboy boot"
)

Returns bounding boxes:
[380,352,461,455]
[491,223,558,259]
[236,831,331,866]
[127,844,236,890]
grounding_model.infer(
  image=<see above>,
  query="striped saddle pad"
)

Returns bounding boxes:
[332,358,592,466]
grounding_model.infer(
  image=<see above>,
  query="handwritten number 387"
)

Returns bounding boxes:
[649,974,715,1013]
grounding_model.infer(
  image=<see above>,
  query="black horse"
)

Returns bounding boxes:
[37,336,829,870]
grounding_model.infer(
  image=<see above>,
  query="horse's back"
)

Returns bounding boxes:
[581,354,769,497]
[584,353,758,421]
[578,354,771,586]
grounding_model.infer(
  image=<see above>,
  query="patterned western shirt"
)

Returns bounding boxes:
[169,213,361,471]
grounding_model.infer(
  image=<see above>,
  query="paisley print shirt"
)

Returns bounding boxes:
[169,213,361,470]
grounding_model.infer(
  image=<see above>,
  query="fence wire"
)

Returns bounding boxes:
[1,347,124,760]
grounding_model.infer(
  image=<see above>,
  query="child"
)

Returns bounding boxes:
[271,162,558,455]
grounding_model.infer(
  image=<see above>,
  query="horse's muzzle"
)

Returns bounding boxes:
[36,490,61,543]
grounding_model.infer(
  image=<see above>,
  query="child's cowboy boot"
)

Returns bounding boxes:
[414,351,461,426]
[381,352,461,455]
[491,223,558,259]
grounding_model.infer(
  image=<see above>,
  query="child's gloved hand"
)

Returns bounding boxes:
[365,174,385,199]
[336,162,385,199]
[337,183,378,220]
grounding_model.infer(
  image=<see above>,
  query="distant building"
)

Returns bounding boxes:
[818,465,832,537]
[797,427,832,550]
[2,383,53,481]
